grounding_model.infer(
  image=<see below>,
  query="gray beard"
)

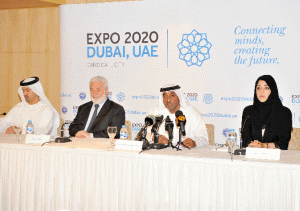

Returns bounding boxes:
[91,95,107,104]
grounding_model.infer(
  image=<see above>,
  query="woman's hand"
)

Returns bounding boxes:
[248,140,262,148]
[248,141,277,149]
[260,143,277,149]
[266,143,276,148]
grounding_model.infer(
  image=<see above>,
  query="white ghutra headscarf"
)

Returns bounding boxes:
[158,84,191,110]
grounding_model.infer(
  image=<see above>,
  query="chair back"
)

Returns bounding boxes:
[125,120,132,140]
[289,128,300,150]
[205,124,215,145]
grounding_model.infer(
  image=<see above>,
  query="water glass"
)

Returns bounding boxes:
[107,126,117,151]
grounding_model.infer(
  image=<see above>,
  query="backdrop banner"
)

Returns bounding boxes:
[60,0,300,145]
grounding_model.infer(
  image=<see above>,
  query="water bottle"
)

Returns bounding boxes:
[26,120,34,134]
[63,123,70,137]
[120,125,128,140]
[227,129,237,153]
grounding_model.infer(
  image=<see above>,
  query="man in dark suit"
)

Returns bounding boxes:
[69,76,125,138]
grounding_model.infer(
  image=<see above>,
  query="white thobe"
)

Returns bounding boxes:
[0,101,55,135]
[148,106,208,148]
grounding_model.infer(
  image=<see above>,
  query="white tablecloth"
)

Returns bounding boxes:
[0,134,299,211]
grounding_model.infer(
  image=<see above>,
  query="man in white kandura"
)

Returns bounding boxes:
[148,84,208,148]
[0,77,60,136]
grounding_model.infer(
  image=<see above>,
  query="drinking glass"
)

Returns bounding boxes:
[13,123,22,143]
[224,129,230,147]
[107,126,117,151]
[227,138,236,161]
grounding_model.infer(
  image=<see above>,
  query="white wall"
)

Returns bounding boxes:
[60,0,300,144]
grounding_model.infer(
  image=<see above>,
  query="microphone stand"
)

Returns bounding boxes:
[140,119,170,153]
[141,126,150,150]
[136,125,150,152]
[147,120,168,150]
[55,123,72,143]
[173,123,190,150]
[234,116,250,155]
[168,138,174,148]
[165,116,175,148]
[174,131,183,151]
[173,111,190,150]
[148,130,167,149]
[153,130,159,144]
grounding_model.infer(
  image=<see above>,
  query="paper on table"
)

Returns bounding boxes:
[212,146,228,152]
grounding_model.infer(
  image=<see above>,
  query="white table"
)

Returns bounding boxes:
[0,134,299,211]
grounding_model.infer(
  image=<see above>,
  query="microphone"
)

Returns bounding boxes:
[145,115,155,126]
[262,124,266,139]
[234,115,250,155]
[0,112,6,116]
[151,115,164,133]
[151,115,164,144]
[241,115,250,146]
[165,115,174,147]
[134,115,155,141]
[175,110,186,136]
[55,122,72,143]
[147,115,168,150]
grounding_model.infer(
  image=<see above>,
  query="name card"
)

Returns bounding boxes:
[245,147,281,160]
[115,140,143,151]
[25,134,50,144]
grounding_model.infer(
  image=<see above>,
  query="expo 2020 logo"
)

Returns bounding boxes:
[279,96,283,103]
[203,94,213,104]
[62,106,68,114]
[117,92,125,102]
[223,128,231,137]
[79,92,86,100]
[177,29,212,67]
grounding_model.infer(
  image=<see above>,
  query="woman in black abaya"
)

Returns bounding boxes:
[241,75,292,149]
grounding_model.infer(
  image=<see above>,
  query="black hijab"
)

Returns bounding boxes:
[253,75,282,126]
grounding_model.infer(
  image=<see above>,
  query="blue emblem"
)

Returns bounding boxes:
[223,128,231,137]
[117,92,125,102]
[79,92,86,100]
[62,106,68,114]
[279,96,283,103]
[203,94,213,104]
[177,29,212,67]
[108,92,112,100]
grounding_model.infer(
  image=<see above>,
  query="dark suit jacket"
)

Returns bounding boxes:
[241,105,292,150]
[69,99,125,138]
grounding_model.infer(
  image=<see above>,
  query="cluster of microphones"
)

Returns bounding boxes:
[53,109,189,149]
[135,110,188,151]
